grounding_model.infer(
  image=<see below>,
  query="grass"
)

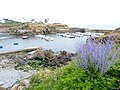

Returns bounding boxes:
[116,44,120,49]
[3,22,23,27]
[29,58,120,90]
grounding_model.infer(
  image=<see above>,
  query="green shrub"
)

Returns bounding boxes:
[28,60,42,69]
[30,60,120,90]
[107,58,120,78]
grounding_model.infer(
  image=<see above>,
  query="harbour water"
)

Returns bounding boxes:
[0,34,89,53]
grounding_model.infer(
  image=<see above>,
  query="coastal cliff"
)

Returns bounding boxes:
[0,22,86,35]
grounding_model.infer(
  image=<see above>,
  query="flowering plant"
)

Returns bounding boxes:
[76,38,120,75]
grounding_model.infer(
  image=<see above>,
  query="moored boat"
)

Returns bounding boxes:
[14,43,18,45]
[35,34,45,39]
[58,33,75,38]
[65,35,75,38]
[22,35,29,39]
[44,36,54,41]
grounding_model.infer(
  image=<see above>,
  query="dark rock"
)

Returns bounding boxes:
[27,48,76,68]
[28,48,45,60]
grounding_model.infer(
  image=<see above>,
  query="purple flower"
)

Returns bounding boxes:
[76,38,120,75]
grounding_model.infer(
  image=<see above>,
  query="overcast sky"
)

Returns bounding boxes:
[0,0,120,29]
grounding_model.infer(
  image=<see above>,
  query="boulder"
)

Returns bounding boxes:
[28,48,45,60]
[14,58,27,65]
[44,49,54,59]
[18,86,24,90]
[58,51,75,61]
[0,87,5,90]
[20,79,30,88]
[11,84,20,90]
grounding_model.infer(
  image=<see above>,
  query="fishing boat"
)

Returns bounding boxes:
[58,33,75,38]
[35,34,45,39]
[22,35,29,39]
[65,35,75,38]
[44,36,54,41]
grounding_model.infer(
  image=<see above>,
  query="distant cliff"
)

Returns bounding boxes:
[0,23,86,35]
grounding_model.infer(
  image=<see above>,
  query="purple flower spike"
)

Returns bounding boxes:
[76,37,120,75]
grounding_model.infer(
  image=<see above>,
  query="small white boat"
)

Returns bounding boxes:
[65,35,75,38]
[35,34,45,39]
[44,36,53,41]
[59,33,75,38]
[22,35,29,39]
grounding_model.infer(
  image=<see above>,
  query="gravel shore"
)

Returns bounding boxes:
[0,69,33,88]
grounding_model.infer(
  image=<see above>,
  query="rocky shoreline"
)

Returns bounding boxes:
[0,47,76,89]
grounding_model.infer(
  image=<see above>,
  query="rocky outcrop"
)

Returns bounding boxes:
[28,48,76,68]
[29,47,45,60]
[0,52,28,69]
[114,27,120,33]
[0,48,76,70]
[0,47,76,70]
